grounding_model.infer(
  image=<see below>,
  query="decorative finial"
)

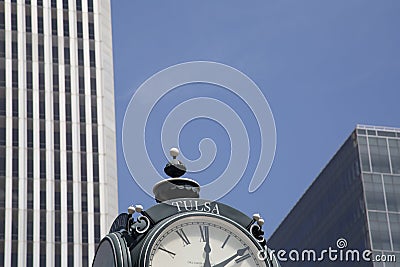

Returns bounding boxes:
[170,147,179,158]
[164,147,186,178]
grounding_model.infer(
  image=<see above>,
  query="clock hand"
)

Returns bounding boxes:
[203,226,211,267]
[213,247,249,267]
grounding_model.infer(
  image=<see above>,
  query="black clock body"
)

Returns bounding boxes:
[93,198,280,267]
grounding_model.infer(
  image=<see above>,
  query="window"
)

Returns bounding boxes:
[12,211,18,240]
[389,139,400,174]
[0,127,4,145]
[53,100,59,121]
[0,178,5,208]
[368,211,391,250]
[0,39,5,57]
[90,77,96,95]
[55,244,61,267]
[27,211,33,240]
[12,179,18,209]
[89,50,95,67]
[38,44,44,61]
[81,183,87,212]
[363,173,385,211]
[27,149,33,177]
[39,73,45,90]
[389,213,400,251]
[40,130,45,149]
[64,47,70,64]
[53,73,59,91]
[92,132,98,153]
[54,213,61,242]
[80,103,85,123]
[82,213,88,242]
[77,21,83,38]
[66,103,71,121]
[78,49,84,65]
[67,182,73,209]
[51,0,57,8]
[38,16,43,34]
[27,99,33,118]
[68,245,74,266]
[91,105,97,124]
[27,71,32,89]
[54,151,60,179]
[67,212,73,242]
[12,99,18,117]
[12,128,18,148]
[88,0,94,12]
[63,0,68,9]
[81,154,86,180]
[0,150,5,177]
[26,42,32,61]
[67,152,72,180]
[11,14,17,31]
[384,175,400,212]
[0,98,5,116]
[76,0,82,11]
[26,15,31,32]
[55,181,60,209]
[0,12,5,30]
[12,70,18,88]
[88,23,94,39]
[40,183,46,210]
[63,20,69,37]
[79,75,85,94]
[40,151,46,178]
[94,214,100,243]
[52,46,58,63]
[65,74,71,93]
[12,42,17,59]
[369,137,391,173]
[52,18,57,35]
[39,100,45,119]
[93,154,99,182]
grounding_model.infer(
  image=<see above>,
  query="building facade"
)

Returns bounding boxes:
[0,0,118,266]
[268,125,400,267]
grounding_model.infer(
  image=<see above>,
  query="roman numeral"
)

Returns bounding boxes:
[159,245,176,259]
[176,229,191,246]
[199,225,209,242]
[235,253,251,263]
[221,235,231,248]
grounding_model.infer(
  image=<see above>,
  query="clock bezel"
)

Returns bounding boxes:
[138,211,269,266]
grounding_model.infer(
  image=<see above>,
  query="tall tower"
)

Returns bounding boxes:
[0,0,118,266]
[268,125,400,266]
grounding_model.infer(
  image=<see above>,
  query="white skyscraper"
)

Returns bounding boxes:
[0,0,118,266]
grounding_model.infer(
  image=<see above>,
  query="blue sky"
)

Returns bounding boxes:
[111,0,400,237]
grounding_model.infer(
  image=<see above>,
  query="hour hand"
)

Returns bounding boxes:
[213,247,248,267]
[203,226,211,267]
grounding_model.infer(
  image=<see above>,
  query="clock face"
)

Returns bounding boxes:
[141,213,267,267]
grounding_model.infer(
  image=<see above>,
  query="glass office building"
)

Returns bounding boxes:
[0,0,117,266]
[268,125,400,267]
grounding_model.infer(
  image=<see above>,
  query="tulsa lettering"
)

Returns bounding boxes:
[171,200,220,214]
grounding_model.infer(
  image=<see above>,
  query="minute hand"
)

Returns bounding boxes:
[213,247,248,267]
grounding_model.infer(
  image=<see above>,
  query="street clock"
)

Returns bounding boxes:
[93,149,281,267]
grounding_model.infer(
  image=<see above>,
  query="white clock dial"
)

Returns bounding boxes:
[145,214,267,267]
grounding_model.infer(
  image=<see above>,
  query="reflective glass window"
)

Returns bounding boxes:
[369,137,391,173]
[368,211,392,250]
[388,139,400,174]
[363,173,386,211]
[389,213,400,251]
[384,175,400,212]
